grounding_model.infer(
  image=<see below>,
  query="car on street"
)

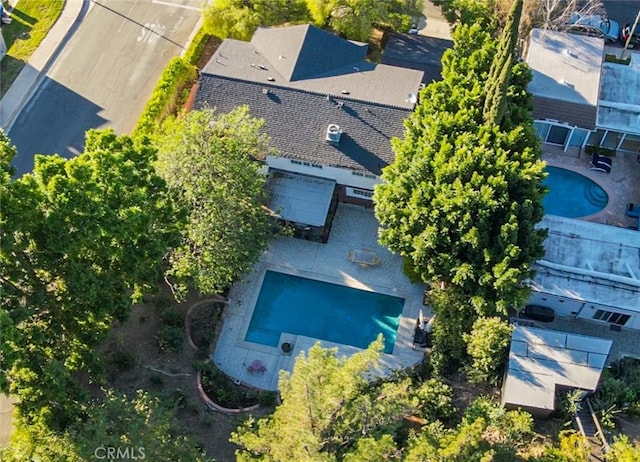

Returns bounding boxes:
[564,13,621,42]
[621,22,640,48]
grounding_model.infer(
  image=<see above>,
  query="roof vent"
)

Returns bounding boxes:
[262,88,270,95]
[325,124,342,144]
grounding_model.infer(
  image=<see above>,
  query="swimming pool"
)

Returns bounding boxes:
[245,271,405,354]
[543,166,608,218]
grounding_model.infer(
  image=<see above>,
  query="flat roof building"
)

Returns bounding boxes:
[502,325,612,417]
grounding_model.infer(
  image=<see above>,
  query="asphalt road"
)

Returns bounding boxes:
[8,0,201,175]
[603,1,640,26]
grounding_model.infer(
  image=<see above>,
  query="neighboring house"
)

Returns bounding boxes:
[193,24,423,238]
[526,28,640,155]
[527,215,640,330]
[381,33,453,84]
[502,325,612,418]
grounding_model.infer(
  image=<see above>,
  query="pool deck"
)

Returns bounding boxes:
[542,147,640,229]
[212,204,427,391]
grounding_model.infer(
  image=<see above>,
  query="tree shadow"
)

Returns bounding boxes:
[1,7,37,50]
[9,74,108,176]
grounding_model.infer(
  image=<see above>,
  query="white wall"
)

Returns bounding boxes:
[528,292,584,317]
[267,155,381,191]
[528,292,640,330]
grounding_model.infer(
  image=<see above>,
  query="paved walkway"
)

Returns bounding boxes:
[212,204,427,391]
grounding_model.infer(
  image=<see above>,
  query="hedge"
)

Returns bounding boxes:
[132,57,197,138]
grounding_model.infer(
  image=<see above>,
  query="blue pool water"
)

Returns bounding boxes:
[245,271,405,354]
[543,166,608,218]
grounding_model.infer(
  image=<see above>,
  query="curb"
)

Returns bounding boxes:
[0,0,88,131]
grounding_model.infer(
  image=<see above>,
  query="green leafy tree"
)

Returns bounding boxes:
[232,337,419,461]
[539,431,591,462]
[483,0,523,127]
[464,317,513,385]
[434,0,496,28]
[203,0,310,40]
[605,435,640,462]
[427,288,477,374]
[154,107,274,298]
[1,390,212,461]
[0,130,179,428]
[405,397,533,461]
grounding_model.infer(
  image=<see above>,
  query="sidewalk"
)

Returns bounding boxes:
[0,0,86,131]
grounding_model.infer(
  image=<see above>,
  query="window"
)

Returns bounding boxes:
[346,187,373,199]
[602,130,624,149]
[568,129,588,148]
[587,129,606,146]
[547,125,570,145]
[351,171,376,179]
[619,134,640,153]
[593,309,630,326]
[290,159,322,169]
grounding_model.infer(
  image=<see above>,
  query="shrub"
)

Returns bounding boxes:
[161,306,184,328]
[412,378,456,423]
[464,317,513,385]
[183,28,209,65]
[158,325,185,353]
[132,57,197,138]
[110,350,136,372]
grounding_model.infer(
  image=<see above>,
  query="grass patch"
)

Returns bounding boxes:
[1,0,65,96]
[605,53,631,65]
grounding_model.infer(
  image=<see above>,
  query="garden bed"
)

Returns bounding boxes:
[197,362,277,411]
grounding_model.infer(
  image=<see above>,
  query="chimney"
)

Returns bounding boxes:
[325,124,342,144]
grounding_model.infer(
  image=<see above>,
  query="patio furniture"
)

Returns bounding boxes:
[348,249,380,267]
[247,359,266,374]
[625,203,640,219]
[590,153,612,173]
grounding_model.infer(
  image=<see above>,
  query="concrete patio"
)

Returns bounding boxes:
[211,204,427,391]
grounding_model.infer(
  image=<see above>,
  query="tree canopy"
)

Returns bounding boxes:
[203,0,421,42]
[374,16,546,318]
[0,390,212,461]
[154,107,274,298]
[0,130,179,428]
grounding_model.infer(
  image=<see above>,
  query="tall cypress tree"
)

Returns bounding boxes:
[482,0,523,127]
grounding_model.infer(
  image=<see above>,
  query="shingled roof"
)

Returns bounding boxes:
[381,33,453,84]
[194,76,410,175]
[250,25,368,82]
[195,24,423,176]
[200,26,423,109]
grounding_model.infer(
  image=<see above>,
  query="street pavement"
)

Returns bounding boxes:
[3,0,202,176]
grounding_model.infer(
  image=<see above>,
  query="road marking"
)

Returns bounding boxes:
[152,0,201,11]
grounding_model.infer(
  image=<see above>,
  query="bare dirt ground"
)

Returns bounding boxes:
[98,285,250,462]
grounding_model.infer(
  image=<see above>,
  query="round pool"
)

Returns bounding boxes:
[543,166,609,218]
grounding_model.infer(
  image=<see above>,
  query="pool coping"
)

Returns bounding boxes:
[240,263,418,355]
[545,160,616,223]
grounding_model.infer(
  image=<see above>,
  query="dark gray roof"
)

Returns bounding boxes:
[381,33,453,84]
[201,30,423,109]
[532,96,597,129]
[251,25,368,82]
[194,76,410,175]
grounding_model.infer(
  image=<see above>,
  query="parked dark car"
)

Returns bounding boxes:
[621,23,640,49]
[522,305,556,323]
